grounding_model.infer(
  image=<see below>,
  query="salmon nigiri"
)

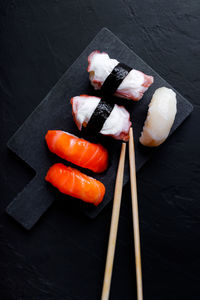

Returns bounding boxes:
[45,163,105,206]
[45,130,108,173]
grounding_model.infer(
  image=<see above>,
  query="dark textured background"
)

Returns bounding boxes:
[0,1,200,299]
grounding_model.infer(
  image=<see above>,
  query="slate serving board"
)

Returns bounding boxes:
[6,28,193,230]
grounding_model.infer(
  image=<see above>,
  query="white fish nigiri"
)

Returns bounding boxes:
[88,51,154,101]
[140,87,177,147]
[71,95,131,141]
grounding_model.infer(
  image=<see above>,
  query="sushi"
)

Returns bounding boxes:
[45,163,105,206]
[88,51,154,101]
[45,130,108,173]
[71,95,131,141]
[140,87,177,147]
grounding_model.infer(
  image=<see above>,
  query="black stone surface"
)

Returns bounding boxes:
[6,28,192,229]
[1,1,200,299]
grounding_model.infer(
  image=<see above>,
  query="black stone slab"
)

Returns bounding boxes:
[6,28,193,229]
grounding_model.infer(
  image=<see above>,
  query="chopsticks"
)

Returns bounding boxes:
[129,127,143,300]
[101,127,143,300]
[101,142,126,300]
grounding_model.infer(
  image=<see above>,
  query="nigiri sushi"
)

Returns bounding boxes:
[140,87,177,147]
[45,130,108,173]
[88,51,154,101]
[71,95,131,141]
[45,163,105,206]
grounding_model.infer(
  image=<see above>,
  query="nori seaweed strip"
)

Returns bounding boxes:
[82,63,132,135]
[101,63,132,96]
[82,97,114,134]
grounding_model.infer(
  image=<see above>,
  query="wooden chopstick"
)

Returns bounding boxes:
[101,142,126,300]
[129,127,143,300]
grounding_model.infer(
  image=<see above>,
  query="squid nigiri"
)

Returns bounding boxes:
[45,130,108,173]
[88,51,154,101]
[140,87,177,147]
[45,163,105,206]
[71,95,131,141]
